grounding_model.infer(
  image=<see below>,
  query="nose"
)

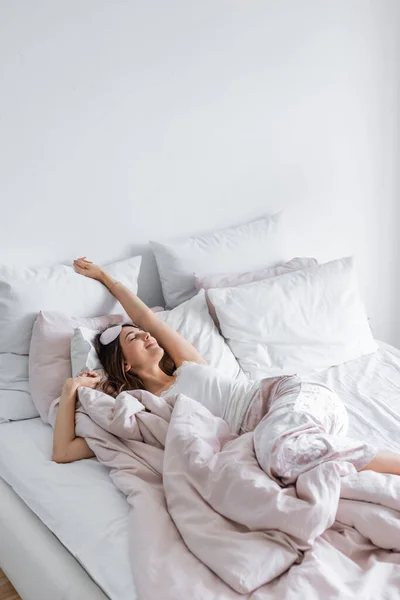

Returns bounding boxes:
[144,331,150,340]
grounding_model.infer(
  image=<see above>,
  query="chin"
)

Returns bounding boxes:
[151,345,164,359]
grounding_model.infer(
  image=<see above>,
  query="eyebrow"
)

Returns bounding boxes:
[124,330,137,341]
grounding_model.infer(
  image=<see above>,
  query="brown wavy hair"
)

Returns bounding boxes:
[94,323,176,397]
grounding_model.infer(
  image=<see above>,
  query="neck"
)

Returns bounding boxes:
[136,365,175,396]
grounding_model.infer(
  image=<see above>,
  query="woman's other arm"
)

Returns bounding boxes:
[52,373,99,463]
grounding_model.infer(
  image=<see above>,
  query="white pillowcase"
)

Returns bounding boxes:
[157,290,242,379]
[71,290,243,381]
[151,213,286,309]
[0,255,142,355]
[0,392,39,423]
[71,327,104,375]
[195,257,318,331]
[208,257,378,380]
[0,354,39,422]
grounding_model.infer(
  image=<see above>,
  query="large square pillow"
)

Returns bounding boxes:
[207,257,378,380]
[70,290,243,382]
[0,255,141,356]
[150,213,286,309]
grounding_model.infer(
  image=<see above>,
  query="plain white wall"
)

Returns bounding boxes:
[0,1,399,343]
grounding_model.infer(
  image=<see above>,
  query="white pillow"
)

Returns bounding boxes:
[195,257,318,331]
[0,392,39,423]
[207,257,378,380]
[0,255,141,355]
[71,327,103,375]
[71,290,243,381]
[0,354,39,422]
[150,213,286,309]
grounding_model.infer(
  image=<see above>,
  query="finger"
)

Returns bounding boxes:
[74,263,89,272]
[75,261,93,270]
[75,258,93,264]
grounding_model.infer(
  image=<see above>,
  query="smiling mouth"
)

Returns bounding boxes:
[145,340,157,349]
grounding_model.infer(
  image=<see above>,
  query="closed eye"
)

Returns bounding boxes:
[124,328,144,342]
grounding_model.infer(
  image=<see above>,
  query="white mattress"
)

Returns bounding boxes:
[0,418,136,600]
[1,341,400,600]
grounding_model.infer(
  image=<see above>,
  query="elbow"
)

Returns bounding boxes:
[52,450,70,464]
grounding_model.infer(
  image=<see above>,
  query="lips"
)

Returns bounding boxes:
[145,339,157,349]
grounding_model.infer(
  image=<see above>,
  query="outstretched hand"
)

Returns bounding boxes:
[73,257,104,281]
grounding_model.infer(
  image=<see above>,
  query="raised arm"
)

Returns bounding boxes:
[73,258,206,368]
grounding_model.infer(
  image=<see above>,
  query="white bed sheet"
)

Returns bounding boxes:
[312,341,400,453]
[0,418,136,600]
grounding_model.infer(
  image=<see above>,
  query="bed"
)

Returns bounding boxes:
[1,215,399,598]
[1,341,400,599]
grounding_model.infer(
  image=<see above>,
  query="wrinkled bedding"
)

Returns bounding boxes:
[73,377,400,600]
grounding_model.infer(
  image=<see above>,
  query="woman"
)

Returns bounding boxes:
[53,257,400,481]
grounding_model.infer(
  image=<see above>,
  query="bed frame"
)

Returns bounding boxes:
[0,477,109,600]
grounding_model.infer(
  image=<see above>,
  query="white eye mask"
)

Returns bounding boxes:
[99,325,122,345]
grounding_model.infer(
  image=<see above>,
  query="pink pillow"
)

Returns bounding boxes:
[195,257,318,329]
[195,257,318,290]
[29,311,124,422]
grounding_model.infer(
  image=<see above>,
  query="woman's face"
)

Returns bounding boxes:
[118,326,163,372]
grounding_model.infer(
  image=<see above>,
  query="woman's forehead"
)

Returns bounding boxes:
[120,325,142,339]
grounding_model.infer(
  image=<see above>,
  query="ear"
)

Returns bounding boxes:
[124,362,131,373]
